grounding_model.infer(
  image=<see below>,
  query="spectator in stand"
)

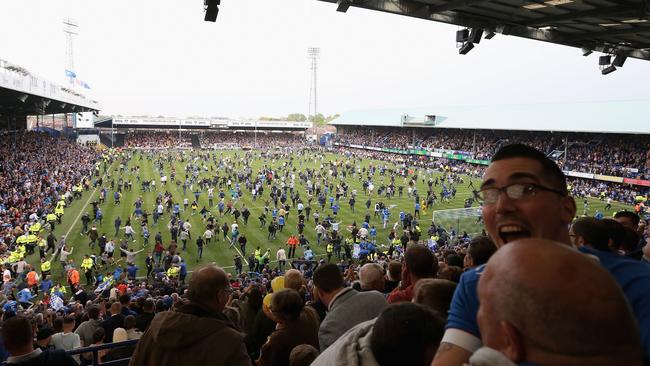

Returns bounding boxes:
[75,306,102,347]
[357,263,385,292]
[101,302,125,343]
[433,144,650,366]
[472,239,643,366]
[257,289,320,366]
[383,261,401,294]
[463,236,497,269]
[312,302,445,366]
[1,315,77,366]
[387,245,437,303]
[50,316,81,362]
[412,278,457,320]
[313,263,387,351]
[289,344,319,366]
[135,299,156,332]
[129,264,251,366]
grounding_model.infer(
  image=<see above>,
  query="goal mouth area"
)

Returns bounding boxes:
[431,207,484,237]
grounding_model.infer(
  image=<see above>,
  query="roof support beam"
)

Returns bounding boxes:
[523,5,640,26]
[316,0,650,61]
[566,26,650,41]
[428,0,492,14]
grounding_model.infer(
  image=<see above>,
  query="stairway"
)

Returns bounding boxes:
[191,134,201,149]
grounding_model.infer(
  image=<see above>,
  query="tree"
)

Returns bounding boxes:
[287,113,307,122]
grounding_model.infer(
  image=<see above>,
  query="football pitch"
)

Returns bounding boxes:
[35,149,630,284]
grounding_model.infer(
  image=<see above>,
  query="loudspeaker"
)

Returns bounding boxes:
[469,28,483,44]
[599,55,611,66]
[456,29,469,43]
[612,55,627,67]
[459,42,474,55]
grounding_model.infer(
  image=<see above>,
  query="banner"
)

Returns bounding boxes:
[623,178,650,187]
[563,171,595,179]
[594,174,624,183]
[466,158,490,165]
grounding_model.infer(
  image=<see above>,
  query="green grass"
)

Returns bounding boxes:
[30,149,631,286]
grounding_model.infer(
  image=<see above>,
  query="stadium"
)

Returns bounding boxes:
[1,1,649,366]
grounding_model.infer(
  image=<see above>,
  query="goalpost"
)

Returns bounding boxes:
[432,207,483,237]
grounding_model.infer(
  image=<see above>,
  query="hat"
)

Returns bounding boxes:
[36,327,54,341]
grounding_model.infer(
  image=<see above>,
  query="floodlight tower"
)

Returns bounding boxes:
[308,47,320,121]
[63,18,78,80]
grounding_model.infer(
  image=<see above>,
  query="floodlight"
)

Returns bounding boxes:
[601,65,616,75]
[337,0,352,12]
[612,55,627,67]
[484,31,496,39]
[204,0,220,22]
[459,42,474,54]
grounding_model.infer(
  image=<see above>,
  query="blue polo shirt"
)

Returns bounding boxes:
[446,247,650,364]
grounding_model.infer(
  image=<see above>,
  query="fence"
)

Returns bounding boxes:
[67,339,138,366]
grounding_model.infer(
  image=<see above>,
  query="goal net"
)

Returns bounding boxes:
[432,207,484,237]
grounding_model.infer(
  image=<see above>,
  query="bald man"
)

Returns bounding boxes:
[474,239,642,366]
[433,144,650,366]
[359,263,385,292]
[130,265,251,366]
[101,302,124,343]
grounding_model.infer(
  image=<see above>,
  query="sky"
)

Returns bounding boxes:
[1,0,650,119]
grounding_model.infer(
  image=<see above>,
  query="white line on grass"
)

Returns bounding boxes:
[63,188,99,240]
[231,242,249,265]
[63,164,115,241]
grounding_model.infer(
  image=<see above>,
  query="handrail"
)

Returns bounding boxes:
[67,339,138,366]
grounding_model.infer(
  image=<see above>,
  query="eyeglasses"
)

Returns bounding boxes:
[478,183,566,205]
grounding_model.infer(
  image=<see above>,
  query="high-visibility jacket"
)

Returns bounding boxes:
[67,269,80,285]
[51,286,67,296]
[26,234,38,245]
[38,239,47,249]
[254,249,261,257]
[16,235,28,245]
[8,251,22,263]
[41,260,51,273]
[167,266,180,278]
[26,271,39,286]
[29,223,41,233]
[47,213,57,222]
[81,258,94,271]
[57,199,66,208]
[326,244,333,253]
[16,245,26,256]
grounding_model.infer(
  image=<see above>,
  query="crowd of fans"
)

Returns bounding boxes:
[335,127,650,179]
[0,130,649,366]
[199,132,304,149]
[0,131,100,256]
[124,132,192,149]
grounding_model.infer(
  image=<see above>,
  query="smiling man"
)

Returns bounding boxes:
[432,144,650,366]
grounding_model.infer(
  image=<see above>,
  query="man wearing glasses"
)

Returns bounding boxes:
[432,144,650,366]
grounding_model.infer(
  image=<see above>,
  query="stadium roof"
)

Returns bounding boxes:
[330,99,650,134]
[0,59,100,116]
[318,0,650,62]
